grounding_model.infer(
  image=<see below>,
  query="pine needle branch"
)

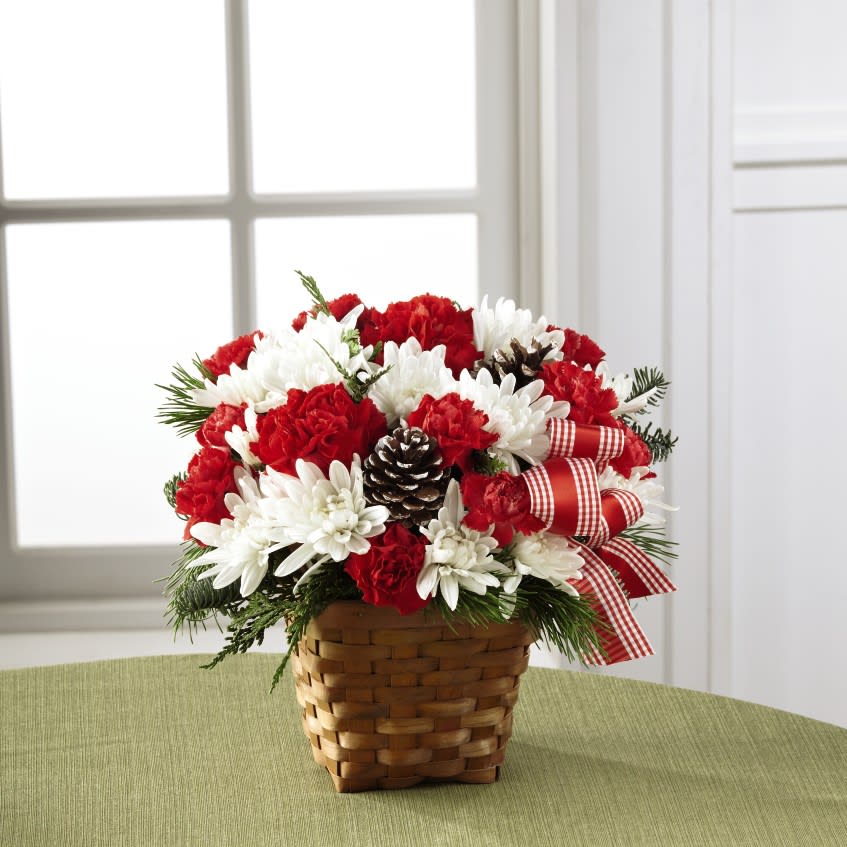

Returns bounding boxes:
[618,524,678,566]
[628,420,678,462]
[163,472,186,511]
[624,366,670,413]
[155,359,215,437]
[159,542,236,638]
[433,577,604,664]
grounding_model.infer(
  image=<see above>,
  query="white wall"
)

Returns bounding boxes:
[546,0,846,727]
[730,0,847,727]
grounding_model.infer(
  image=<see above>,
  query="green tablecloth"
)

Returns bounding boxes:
[2,655,845,846]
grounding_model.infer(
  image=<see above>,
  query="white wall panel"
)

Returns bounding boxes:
[734,0,847,110]
[731,211,847,727]
[574,0,668,684]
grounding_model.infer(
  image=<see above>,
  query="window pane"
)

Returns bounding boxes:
[0,1,228,199]
[254,215,477,323]
[5,221,233,546]
[249,0,476,193]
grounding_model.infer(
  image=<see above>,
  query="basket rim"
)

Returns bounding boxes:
[308,600,528,634]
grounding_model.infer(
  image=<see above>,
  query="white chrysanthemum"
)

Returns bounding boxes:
[458,369,569,472]
[224,406,261,467]
[190,468,291,597]
[596,465,678,527]
[190,310,372,413]
[364,338,457,425]
[416,480,501,610]
[248,309,372,413]
[503,532,584,595]
[270,457,389,585]
[473,295,564,360]
[595,363,658,418]
[190,336,268,409]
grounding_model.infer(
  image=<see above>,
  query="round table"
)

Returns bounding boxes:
[2,655,845,846]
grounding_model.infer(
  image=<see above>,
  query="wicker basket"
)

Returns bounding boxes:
[291,601,533,792]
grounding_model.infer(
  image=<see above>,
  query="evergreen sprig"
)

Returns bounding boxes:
[155,357,215,437]
[618,524,678,567]
[160,542,229,636]
[629,420,678,462]
[163,472,186,511]
[202,564,362,693]
[510,577,605,662]
[296,270,330,315]
[474,451,510,476]
[432,576,603,664]
[201,589,288,680]
[313,339,392,402]
[624,366,670,413]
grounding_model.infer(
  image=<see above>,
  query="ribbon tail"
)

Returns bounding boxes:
[599,537,677,599]
[572,545,653,665]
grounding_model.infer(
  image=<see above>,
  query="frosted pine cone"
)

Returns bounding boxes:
[363,427,450,528]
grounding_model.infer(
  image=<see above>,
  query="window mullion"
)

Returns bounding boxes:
[476,0,520,306]
[226,0,256,336]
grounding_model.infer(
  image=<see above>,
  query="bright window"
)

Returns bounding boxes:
[0,0,518,606]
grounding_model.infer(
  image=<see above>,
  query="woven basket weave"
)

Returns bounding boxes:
[291,601,533,793]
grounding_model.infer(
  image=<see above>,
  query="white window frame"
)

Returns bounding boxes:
[0,0,536,630]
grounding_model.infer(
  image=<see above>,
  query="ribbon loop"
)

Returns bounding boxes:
[584,488,644,548]
[523,458,602,537]
[546,418,625,463]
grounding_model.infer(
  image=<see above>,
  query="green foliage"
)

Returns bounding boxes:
[474,451,510,476]
[618,524,678,567]
[173,578,241,620]
[313,339,392,402]
[296,269,330,315]
[510,577,605,662]
[624,366,670,413]
[155,357,215,437]
[203,564,362,693]
[629,420,678,463]
[161,543,230,636]
[163,472,186,512]
[433,576,604,665]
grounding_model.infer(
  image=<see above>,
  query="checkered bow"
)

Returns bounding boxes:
[520,419,676,665]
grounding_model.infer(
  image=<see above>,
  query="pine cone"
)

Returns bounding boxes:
[363,427,450,528]
[474,337,554,389]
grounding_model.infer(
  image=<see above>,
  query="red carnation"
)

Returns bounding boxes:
[175,446,240,541]
[344,523,430,615]
[196,403,247,449]
[291,293,364,331]
[461,471,545,547]
[610,424,652,479]
[202,331,263,378]
[406,393,497,472]
[559,328,605,369]
[359,294,481,377]
[252,383,387,476]
[540,361,618,427]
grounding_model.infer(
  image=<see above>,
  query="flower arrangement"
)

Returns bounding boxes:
[158,273,677,690]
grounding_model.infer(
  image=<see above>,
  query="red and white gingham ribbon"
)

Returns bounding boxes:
[520,454,676,665]
[570,543,654,664]
[584,488,644,548]
[546,418,625,463]
[599,537,676,599]
[523,458,602,537]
